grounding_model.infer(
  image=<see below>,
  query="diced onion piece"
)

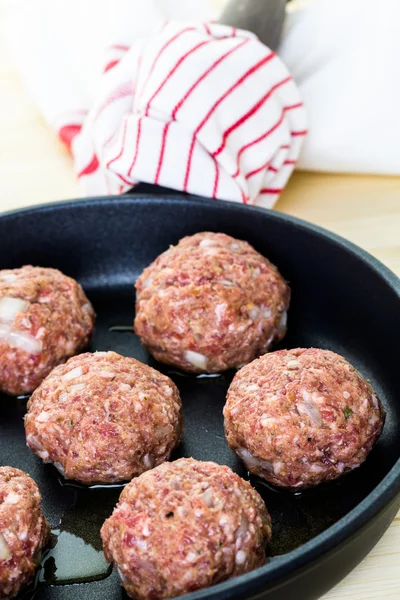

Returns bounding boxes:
[26,434,42,451]
[252,267,261,279]
[237,447,259,469]
[199,238,216,248]
[5,492,20,505]
[0,533,11,560]
[287,360,301,370]
[236,447,274,473]
[262,308,272,319]
[273,461,284,475]
[310,464,325,474]
[230,242,240,250]
[36,412,50,423]
[184,350,208,370]
[219,280,236,287]
[260,415,279,427]
[186,551,197,563]
[143,454,155,470]
[6,330,42,354]
[37,450,50,461]
[0,273,17,283]
[236,514,249,539]
[141,277,153,290]
[247,384,259,392]
[53,462,65,476]
[0,297,29,323]
[68,383,86,393]
[119,383,132,392]
[98,371,116,379]
[235,550,246,564]
[62,366,83,381]
[136,540,147,552]
[201,488,214,508]
[297,396,323,428]
[248,306,260,321]
[215,303,226,322]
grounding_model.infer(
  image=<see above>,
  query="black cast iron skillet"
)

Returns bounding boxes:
[0,193,399,600]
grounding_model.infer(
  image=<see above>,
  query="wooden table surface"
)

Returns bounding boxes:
[0,21,399,600]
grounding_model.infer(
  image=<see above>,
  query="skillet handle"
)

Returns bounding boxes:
[218,0,291,51]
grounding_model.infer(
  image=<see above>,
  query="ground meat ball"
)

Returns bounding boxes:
[224,348,385,489]
[0,467,50,598]
[25,351,183,485]
[134,232,289,373]
[0,266,95,396]
[101,458,271,600]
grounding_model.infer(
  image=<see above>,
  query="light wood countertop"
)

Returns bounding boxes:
[0,22,399,600]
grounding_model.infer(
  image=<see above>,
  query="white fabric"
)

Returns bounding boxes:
[4,0,218,127]
[5,0,400,182]
[279,0,400,174]
[4,0,306,206]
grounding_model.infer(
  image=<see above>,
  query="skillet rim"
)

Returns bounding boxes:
[1,194,399,599]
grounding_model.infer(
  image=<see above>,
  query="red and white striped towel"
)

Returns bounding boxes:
[5,2,306,207]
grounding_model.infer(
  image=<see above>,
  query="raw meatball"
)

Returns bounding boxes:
[0,467,50,598]
[101,458,271,600]
[0,266,95,396]
[134,232,289,373]
[25,351,183,484]
[224,348,385,489]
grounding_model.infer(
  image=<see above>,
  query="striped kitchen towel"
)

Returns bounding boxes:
[5,2,306,207]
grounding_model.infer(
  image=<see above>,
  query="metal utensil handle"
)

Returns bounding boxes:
[218,0,289,50]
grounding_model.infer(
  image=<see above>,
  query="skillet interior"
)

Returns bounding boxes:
[0,195,399,600]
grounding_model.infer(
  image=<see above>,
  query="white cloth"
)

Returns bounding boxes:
[279,0,400,174]
[3,0,306,207]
